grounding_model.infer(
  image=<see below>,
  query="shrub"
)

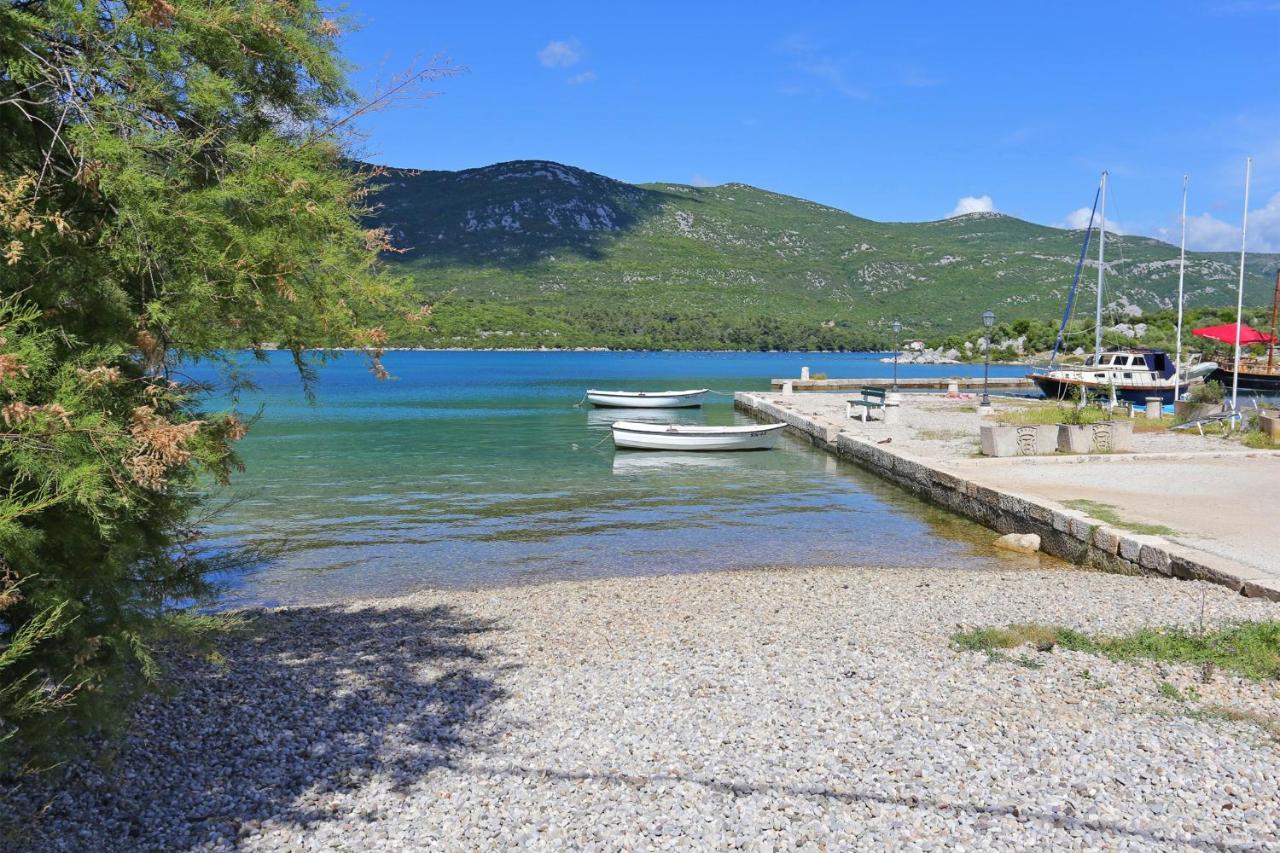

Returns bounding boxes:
[0,0,421,772]
[1188,380,1225,405]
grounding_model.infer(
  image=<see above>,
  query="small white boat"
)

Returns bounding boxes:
[586,389,708,408]
[611,420,786,451]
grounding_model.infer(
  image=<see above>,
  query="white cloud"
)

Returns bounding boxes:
[776,34,868,99]
[538,39,582,68]
[691,174,713,187]
[797,59,868,99]
[1180,192,1280,252]
[1061,207,1131,236]
[946,195,997,218]
[567,69,596,85]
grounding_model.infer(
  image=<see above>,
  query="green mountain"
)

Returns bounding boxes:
[368,160,1280,350]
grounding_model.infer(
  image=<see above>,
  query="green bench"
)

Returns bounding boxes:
[846,387,889,422]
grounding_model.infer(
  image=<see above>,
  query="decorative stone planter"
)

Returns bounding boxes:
[1057,423,1093,453]
[1174,400,1221,421]
[1259,410,1280,441]
[1093,419,1133,452]
[1057,421,1131,453]
[980,423,1058,457]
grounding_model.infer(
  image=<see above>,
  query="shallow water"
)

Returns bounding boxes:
[198,351,1039,607]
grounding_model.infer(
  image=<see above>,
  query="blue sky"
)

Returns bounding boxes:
[339,1,1280,251]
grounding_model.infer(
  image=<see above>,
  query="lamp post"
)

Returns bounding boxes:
[981,310,995,407]
[891,319,902,391]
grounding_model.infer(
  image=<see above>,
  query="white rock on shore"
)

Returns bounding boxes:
[4,566,1279,850]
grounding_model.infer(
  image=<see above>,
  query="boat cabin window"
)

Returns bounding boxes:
[1098,354,1114,366]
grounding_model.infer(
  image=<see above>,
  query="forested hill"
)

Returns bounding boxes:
[366,160,1280,350]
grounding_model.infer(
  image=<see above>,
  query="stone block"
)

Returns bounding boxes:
[1092,527,1120,555]
[1068,517,1093,542]
[1118,536,1143,563]
[1138,545,1172,575]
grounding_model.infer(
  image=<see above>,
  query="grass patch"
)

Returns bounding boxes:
[951,623,1094,653]
[996,404,1110,427]
[1157,680,1200,702]
[1189,705,1280,741]
[1241,431,1280,449]
[952,621,1280,681]
[916,428,971,441]
[1133,414,1176,433]
[1061,499,1177,537]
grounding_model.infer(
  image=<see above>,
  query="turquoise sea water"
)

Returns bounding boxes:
[199,351,1038,607]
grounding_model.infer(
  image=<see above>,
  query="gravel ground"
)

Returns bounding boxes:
[5,566,1280,851]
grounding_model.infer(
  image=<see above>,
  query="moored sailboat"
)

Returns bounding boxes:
[1027,171,1215,404]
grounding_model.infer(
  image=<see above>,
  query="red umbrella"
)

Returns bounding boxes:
[1191,323,1276,345]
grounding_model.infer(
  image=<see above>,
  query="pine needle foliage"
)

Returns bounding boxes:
[0,0,413,772]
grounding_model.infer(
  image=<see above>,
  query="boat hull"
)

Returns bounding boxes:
[586,389,708,408]
[611,421,785,451]
[1209,368,1280,393]
[1029,375,1177,405]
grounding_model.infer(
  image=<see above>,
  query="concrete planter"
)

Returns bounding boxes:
[1259,410,1280,440]
[1057,423,1093,453]
[1093,420,1133,452]
[981,423,1058,457]
[1057,421,1131,453]
[1174,400,1221,422]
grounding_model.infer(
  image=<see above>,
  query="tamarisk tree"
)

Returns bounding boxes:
[0,0,432,770]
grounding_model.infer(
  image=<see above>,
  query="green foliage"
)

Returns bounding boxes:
[1188,379,1225,404]
[1062,500,1178,536]
[1,0,404,771]
[997,399,1109,427]
[953,621,1280,681]
[359,162,1279,350]
[1241,431,1280,450]
[950,623,1094,654]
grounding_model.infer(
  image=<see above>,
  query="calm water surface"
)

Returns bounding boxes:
[201,351,1036,607]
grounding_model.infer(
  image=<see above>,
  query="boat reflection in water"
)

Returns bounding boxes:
[586,407,694,428]
[611,451,747,476]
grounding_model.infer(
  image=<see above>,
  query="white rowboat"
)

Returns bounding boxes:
[586,389,708,408]
[611,420,786,451]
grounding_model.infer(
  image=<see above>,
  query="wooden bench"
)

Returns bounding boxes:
[846,388,889,422]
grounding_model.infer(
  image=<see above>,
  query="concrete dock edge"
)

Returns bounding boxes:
[735,391,1280,601]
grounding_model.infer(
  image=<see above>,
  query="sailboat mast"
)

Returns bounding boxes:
[1174,175,1188,401]
[1268,269,1279,373]
[1095,171,1108,357]
[1231,157,1252,413]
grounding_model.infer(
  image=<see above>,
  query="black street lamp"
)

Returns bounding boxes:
[891,319,902,391]
[981,310,996,407]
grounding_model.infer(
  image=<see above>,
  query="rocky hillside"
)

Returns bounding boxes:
[367,160,1279,349]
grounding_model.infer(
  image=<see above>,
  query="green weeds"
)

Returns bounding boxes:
[1062,499,1177,537]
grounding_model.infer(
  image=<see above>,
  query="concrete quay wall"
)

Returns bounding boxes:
[735,392,1277,601]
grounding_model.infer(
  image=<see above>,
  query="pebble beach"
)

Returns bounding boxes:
[6,565,1280,850]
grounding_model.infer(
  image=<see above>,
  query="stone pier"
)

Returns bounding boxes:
[736,391,1280,600]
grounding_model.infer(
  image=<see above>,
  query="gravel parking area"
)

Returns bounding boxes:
[5,566,1279,850]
